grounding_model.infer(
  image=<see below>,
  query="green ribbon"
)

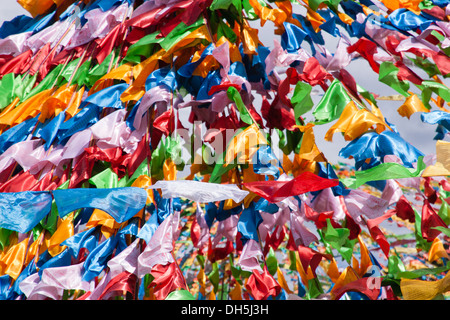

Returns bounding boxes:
[61,57,91,87]
[438,197,450,225]
[210,0,236,10]
[0,229,13,251]
[431,226,450,238]
[291,81,314,123]
[124,32,163,64]
[341,156,426,189]
[242,0,258,20]
[407,56,441,78]
[125,158,150,187]
[378,61,410,97]
[24,64,65,100]
[266,247,278,276]
[307,0,341,12]
[0,73,36,109]
[150,135,185,180]
[313,79,351,124]
[387,254,407,279]
[227,86,253,125]
[217,19,237,43]
[209,155,238,184]
[165,289,196,300]
[208,262,220,293]
[414,208,432,251]
[305,278,323,300]
[419,80,450,109]
[0,73,18,109]
[89,168,119,189]
[397,263,450,280]
[160,18,204,52]
[322,219,355,263]
[85,51,119,87]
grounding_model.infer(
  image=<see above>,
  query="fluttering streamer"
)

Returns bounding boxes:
[0,0,448,301]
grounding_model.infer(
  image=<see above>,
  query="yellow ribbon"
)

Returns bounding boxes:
[422,140,450,177]
[47,213,74,257]
[352,236,373,277]
[296,123,327,162]
[330,266,359,299]
[428,238,450,263]
[0,89,53,127]
[0,237,29,280]
[277,267,293,294]
[86,209,121,239]
[224,124,268,166]
[229,281,242,300]
[18,0,55,17]
[248,0,288,28]
[381,0,422,15]
[325,101,390,142]
[397,93,429,119]
[91,63,134,94]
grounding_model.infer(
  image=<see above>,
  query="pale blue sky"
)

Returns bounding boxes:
[0,0,30,22]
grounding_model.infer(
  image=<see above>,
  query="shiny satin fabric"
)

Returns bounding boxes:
[281,22,308,53]
[421,199,447,242]
[397,93,429,119]
[388,8,432,32]
[343,156,426,189]
[46,213,74,257]
[325,101,390,142]
[244,171,339,203]
[0,89,53,127]
[0,237,29,280]
[245,267,281,300]
[237,203,263,246]
[401,270,450,300]
[313,79,351,124]
[422,140,450,177]
[339,130,424,170]
[421,110,450,134]
[0,191,52,234]
[248,0,287,29]
[17,0,56,18]
[148,262,188,300]
[52,187,148,223]
[97,271,137,300]
[331,275,381,300]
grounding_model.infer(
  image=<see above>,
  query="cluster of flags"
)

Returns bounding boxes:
[0,0,448,300]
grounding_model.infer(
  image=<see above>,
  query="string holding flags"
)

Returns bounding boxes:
[0,0,448,301]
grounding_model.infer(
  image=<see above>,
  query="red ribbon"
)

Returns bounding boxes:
[421,199,447,242]
[98,271,138,300]
[244,171,339,203]
[331,277,381,300]
[394,195,416,223]
[297,245,331,277]
[149,262,188,300]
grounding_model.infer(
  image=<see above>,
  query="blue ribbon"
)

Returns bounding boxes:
[281,22,308,53]
[339,131,424,170]
[0,116,38,153]
[146,66,178,91]
[0,191,52,234]
[388,8,432,32]
[237,202,263,246]
[62,227,100,259]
